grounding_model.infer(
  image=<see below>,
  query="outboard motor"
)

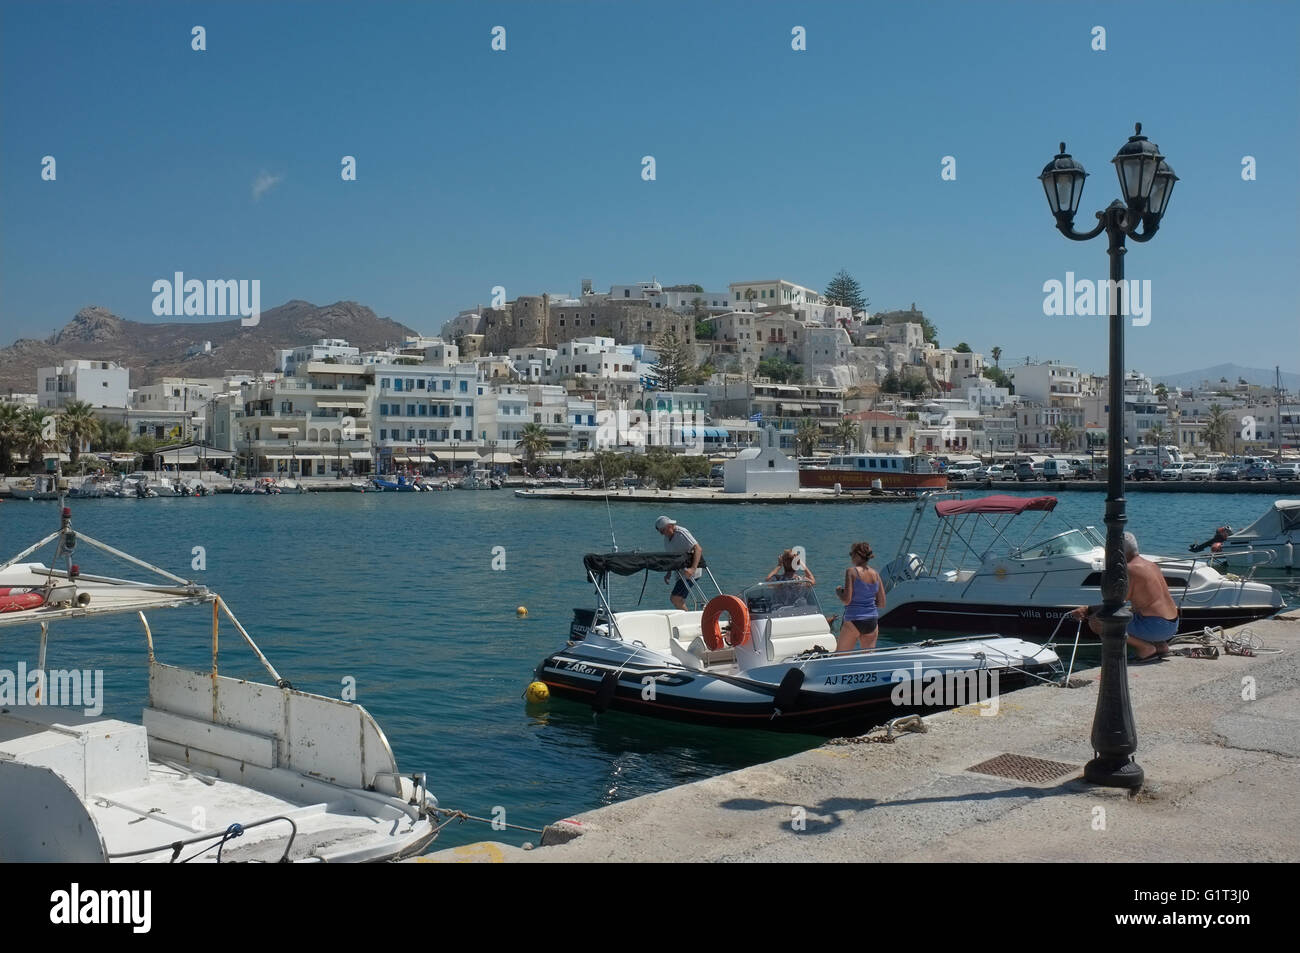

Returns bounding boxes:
[569,608,596,640]
[1190,526,1232,553]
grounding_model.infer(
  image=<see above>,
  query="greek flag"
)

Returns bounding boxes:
[749,413,763,422]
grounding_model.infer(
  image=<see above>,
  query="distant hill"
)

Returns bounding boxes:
[0,301,418,394]
[1152,364,1300,393]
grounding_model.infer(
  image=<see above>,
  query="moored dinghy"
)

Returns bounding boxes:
[535,553,1061,735]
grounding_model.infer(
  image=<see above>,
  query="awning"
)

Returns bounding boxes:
[270,426,299,433]
[436,450,480,461]
[584,552,707,577]
[263,454,293,460]
[934,495,1058,517]
[316,400,366,409]
[349,451,372,460]
[42,452,72,462]
[478,451,516,464]
[294,453,323,460]
[677,427,731,439]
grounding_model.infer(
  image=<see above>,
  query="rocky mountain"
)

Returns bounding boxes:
[1154,363,1300,393]
[0,301,418,394]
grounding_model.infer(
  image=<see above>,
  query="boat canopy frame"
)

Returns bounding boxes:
[582,550,724,637]
[895,493,1091,574]
[0,509,288,690]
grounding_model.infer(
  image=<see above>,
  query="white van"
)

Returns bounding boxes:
[1042,459,1075,480]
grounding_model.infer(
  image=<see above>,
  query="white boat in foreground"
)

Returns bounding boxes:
[0,508,439,862]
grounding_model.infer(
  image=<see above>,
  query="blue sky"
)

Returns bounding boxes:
[2,0,1297,377]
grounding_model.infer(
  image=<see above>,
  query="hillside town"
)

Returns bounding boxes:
[2,273,1297,482]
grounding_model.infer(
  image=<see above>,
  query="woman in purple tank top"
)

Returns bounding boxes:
[835,541,885,652]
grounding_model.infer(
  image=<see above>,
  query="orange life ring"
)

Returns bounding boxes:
[702,595,750,650]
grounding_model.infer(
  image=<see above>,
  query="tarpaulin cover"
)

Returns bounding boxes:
[584,552,708,577]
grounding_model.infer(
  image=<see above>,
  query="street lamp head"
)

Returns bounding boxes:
[1111,123,1164,212]
[1144,159,1178,228]
[1039,142,1089,222]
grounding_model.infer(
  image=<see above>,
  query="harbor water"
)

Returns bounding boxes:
[1,489,1293,848]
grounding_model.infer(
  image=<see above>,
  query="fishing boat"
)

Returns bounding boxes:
[533,553,1060,735]
[9,476,61,500]
[877,494,1285,640]
[372,475,419,492]
[0,506,439,862]
[1192,500,1300,573]
[798,452,947,492]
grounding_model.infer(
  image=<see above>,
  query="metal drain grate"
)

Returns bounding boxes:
[967,753,1079,784]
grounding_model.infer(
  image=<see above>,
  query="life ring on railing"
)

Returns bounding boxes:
[702,595,750,650]
[0,588,45,613]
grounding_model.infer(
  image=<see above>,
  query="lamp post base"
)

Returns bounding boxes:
[1084,754,1144,789]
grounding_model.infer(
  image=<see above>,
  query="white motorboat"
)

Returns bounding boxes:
[535,554,1060,735]
[458,467,501,490]
[0,508,439,861]
[877,494,1286,640]
[273,477,310,494]
[1192,500,1300,573]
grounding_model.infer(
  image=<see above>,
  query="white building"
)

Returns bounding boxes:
[38,360,130,409]
[724,425,799,493]
[277,339,360,375]
[728,279,825,311]
[373,361,480,470]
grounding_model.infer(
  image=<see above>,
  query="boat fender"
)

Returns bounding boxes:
[773,668,805,716]
[702,595,750,650]
[593,670,618,713]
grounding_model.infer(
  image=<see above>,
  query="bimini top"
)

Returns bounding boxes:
[934,495,1058,517]
[1232,499,1300,540]
[584,552,708,577]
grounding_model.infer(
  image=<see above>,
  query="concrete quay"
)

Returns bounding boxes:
[417,615,1300,863]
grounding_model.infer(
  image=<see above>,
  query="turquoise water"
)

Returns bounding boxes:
[1,489,1292,849]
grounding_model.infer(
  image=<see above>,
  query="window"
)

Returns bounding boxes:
[417,379,426,389]
[406,380,415,390]
[454,406,462,416]
[394,379,402,391]
[380,428,388,440]
[442,380,450,391]
[460,380,468,392]
[380,403,388,415]
[419,429,427,439]
[407,429,415,440]
[465,406,473,417]
[407,404,417,416]
[419,405,428,417]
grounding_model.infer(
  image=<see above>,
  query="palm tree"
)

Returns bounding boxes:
[990,346,1002,368]
[0,402,23,475]
[795,418,821,457]
[1051,421,1076,450]
[1205,404,1229,452]
[515,423,552,467]
[832,417,861,453]
[58,400,101,465]
[1147,423,1165,447]
[19,407,54,471]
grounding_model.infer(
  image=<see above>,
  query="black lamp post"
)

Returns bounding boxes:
[1039,123,1178,789]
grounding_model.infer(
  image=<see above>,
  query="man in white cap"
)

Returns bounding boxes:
[655,515,703,609]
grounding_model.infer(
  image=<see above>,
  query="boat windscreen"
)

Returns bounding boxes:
[583,552,707,577]
[741,579,823,619]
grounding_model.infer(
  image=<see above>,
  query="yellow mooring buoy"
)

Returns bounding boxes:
[516,605,528,618]
[525,681,550,703]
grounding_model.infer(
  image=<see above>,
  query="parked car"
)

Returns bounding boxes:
[1160,462,1188,480]
[1240,464,1271,481]
[1015,461,1044,482]
[1216,463,1241,481]
[1130,466,1159,481]
[1184,463,1215,481]
[1066,458,1094,479]
[1042,459,1075,480]
[946,465,979,480]
[1272,463,1299,481]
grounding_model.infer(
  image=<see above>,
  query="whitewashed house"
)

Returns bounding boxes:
[724,425,799,493]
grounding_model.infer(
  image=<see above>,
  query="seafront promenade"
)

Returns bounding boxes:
[417,615,1300,863]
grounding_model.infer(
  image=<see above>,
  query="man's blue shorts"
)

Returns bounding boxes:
[672,575,698,601]
[1128,611,1178,640]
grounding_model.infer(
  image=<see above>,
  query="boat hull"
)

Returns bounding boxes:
[536,638,1059,735]
[799,469,947,491]
[877,600,1282,641]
